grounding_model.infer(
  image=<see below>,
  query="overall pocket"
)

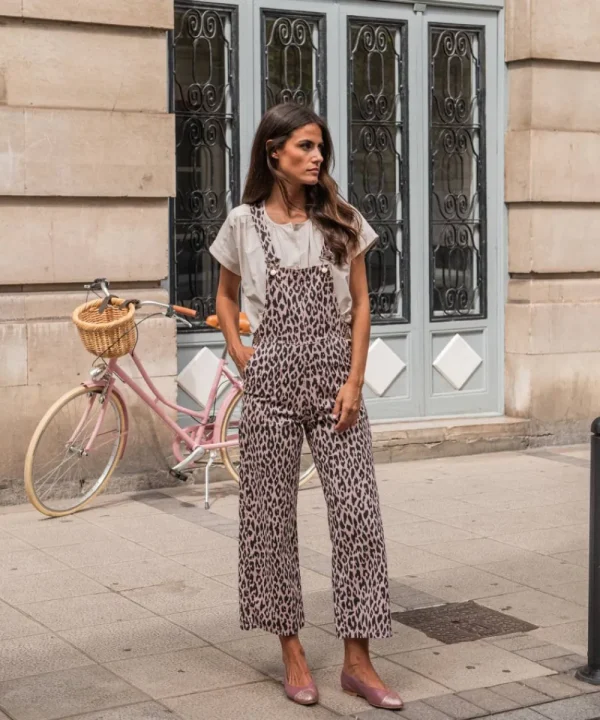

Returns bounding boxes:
[242,344,262,385]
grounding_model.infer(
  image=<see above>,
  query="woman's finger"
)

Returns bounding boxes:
[332,393,343,420]
[335,404,354,433]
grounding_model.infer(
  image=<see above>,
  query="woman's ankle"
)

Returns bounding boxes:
[343,638,371,669]
[280,634,305,658]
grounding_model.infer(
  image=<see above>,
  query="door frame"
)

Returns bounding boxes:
[172,0,507,422]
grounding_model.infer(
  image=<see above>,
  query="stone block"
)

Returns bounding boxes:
[506,300,600,355]
[27,316,176,386]
[0,0,21,17]
[0,21,167,112]
[22,287,170,321]
[0,199,168,285]
[535,694,600,720]
[457,688,520,714]
[0,107,175,197]
[509,63,600,132]
[509,205,600,274]
[424,693,485,719]
[489,681,552,707]
[22,0,173,29]
[508,277,600,305]
[0,295,25,322]
[0,107,25,193]
[530,0,600,63]
[506,351,600,425]
[506,0,532,61]
[505,130,532,202]
[521,676,581,700]
[506,130,600,203]
[508,64,533,129]
[507,0,600,63]
[0,323,27,387]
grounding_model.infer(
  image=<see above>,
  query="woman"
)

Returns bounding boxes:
[211,103,401,710]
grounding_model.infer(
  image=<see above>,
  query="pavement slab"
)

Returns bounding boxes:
[0,445,597,720]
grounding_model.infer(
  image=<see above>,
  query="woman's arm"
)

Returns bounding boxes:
[333,252,370,432]
[215,267,254,375]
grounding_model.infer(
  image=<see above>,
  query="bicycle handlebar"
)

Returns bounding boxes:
[84,279,198,326]
[172,304,197,318]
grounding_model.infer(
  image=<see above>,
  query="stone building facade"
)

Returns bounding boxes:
[0,0,597,501]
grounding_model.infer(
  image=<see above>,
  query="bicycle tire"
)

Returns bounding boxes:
[24,385,127,517]
[220,387,318,487]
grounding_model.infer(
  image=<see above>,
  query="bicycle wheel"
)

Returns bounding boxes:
[220,388,318,486]
[24,385,126,517]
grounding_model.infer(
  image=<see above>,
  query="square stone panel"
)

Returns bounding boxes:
[0,664,149,720]
[392,601,538,644]
[365,338,406,397]
[0,569,108,607]
[166,603,265,645]
[433,334,482,391]
[62,703,184,720]
[388,640,554,692]
[60,616,206,663]
[106,646,264,699]
[165,680,340,720]
[311,659,448,715]
[0,599,46,641]
[0,633,93,682]
[22,592,152,632]
[217,626,341,680]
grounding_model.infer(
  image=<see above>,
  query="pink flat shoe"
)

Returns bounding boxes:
[341,670,404,710]
[284,678,319,705]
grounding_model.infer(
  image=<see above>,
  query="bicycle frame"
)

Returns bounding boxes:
[81,350,242,458]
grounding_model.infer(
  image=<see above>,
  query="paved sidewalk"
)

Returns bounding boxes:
[0,445,598,720]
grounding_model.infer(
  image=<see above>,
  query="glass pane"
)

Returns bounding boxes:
[172,5,239,327]
[348,20,409,324]
[262,12,326,115]
[430,26,486,320]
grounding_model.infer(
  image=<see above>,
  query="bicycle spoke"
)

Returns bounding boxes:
[28,388,123,513]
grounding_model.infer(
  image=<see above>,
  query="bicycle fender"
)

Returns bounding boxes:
[81,381,130,458]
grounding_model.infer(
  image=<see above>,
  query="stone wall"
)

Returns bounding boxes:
[0,1,177,503]
[505,0,600,443]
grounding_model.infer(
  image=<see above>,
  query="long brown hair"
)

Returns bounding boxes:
[242,103,360,264]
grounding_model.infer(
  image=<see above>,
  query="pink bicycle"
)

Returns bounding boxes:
[24,278,316,517]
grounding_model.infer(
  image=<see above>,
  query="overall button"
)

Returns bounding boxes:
[320,265,328,274]
[270,268,278,276]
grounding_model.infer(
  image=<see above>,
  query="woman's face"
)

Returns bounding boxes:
[270,123,324,186]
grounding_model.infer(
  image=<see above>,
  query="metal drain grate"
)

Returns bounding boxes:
[391,601,538,644]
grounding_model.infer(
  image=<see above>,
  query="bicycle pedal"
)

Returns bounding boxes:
[169,469,189,482]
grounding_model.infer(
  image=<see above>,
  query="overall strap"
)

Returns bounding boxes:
[250,202,279,268]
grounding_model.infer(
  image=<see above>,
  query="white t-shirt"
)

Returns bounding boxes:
[209,203,378,332]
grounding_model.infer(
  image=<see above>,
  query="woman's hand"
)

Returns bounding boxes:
[332,380,362,433]
[230,345,255,377]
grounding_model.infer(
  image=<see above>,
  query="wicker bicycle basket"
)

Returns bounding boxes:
[72,298,136,358]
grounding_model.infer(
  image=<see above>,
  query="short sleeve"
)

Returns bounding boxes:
[352,213,379,259]
[209,213,241,275]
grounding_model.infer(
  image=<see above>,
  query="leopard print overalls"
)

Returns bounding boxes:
[238,202,392,640]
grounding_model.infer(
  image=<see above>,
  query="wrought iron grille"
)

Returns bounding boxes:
[170,3,239,329]
[347,19,409,324]
[429,25,487,320]
[262,11,326,115]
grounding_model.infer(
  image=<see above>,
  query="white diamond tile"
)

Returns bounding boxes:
[433,334,482,391]
[177,347,226,408]
[365,338,406,397]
